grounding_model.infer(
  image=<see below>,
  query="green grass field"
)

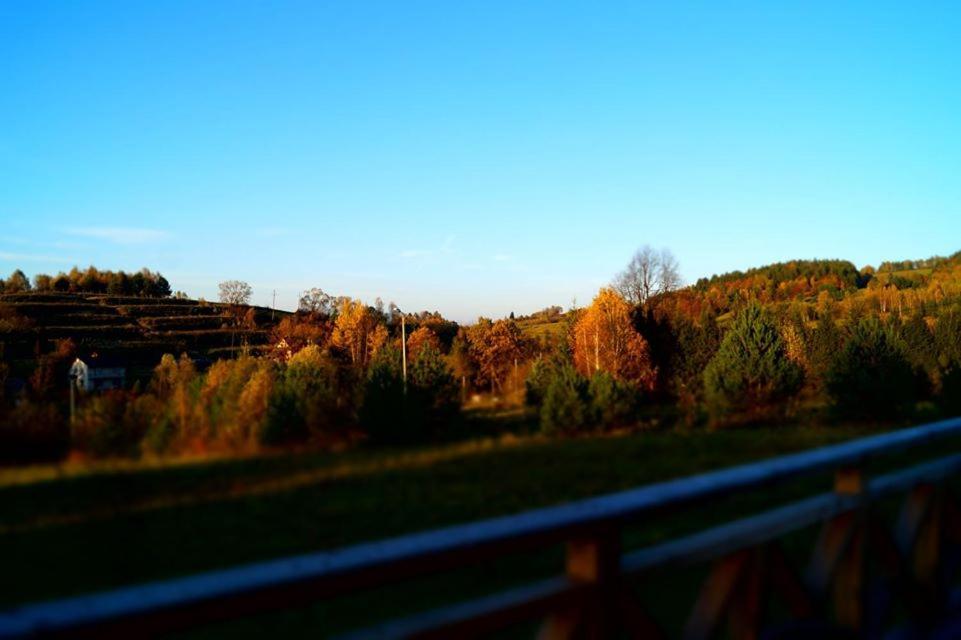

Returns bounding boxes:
[1,421,899,637]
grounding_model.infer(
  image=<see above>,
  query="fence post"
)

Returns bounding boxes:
[539,526,620,639]
[833,465,866,631]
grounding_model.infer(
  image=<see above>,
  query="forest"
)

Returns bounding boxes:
[3,248,961,465]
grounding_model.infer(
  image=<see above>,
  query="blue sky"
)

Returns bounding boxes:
[2,1,960,322]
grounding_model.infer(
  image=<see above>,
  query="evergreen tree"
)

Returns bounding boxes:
[540,362,591,434]
[827,318,914,419]
[703,304,803,421]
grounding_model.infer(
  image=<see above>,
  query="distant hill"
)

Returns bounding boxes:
[513,305,569,343]
[657,252,961,322]
[0,291,288,382]
[693,259,864,292]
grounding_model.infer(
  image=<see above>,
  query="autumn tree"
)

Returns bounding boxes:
[614,246,681,306]
[148,354,198,449]
[271,314,333,356]
[467,318,526,392]
[407,326,441,361]
[571,288,653,385]
[330,298,388,367]
[106,271,131,295]
[218,280,252,305]
[262,345,343,445]
[5,269,31,293]
[448,328,476,395]
[33,273,53,291]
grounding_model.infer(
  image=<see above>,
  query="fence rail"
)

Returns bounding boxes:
[4,417,961,638]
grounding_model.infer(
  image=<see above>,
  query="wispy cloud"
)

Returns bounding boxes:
[0,251,75,264]
[492,254,513,262]
[63,226,170,244]
[5,237,85,250]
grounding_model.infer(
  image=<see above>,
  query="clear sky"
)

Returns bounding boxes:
[2,2,960,322]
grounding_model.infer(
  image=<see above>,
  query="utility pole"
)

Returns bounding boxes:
[401,312,407,393]
[393,304,408,392]
[271,289,276,321]
[68,372,76,425]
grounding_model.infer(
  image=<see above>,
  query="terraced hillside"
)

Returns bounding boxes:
[0,292,288,383]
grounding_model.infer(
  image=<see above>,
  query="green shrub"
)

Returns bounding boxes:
[826,318,915,419]
[671,314,722,400]
[703,304,804,423]
[806,314,843,390]
[261,388,307,445]
[284,346,341,434]
[588,372,640,428]
[898,314,938,376]
[525,351,571,407]
[540,363,591,434]
[359,346,413,445]
[408,344,460,434]
[261,346,341,446]
[360,345,460,445]
[935,307,961,367]
[71,391,145,458]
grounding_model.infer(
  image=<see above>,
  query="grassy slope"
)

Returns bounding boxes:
[1,426,877,616]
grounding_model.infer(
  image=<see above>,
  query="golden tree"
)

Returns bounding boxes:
[331,298,388,367]
[407,326,441,361]
[570,288,653,384]
[467,318,525,392]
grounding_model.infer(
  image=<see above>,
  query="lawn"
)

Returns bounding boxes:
[0,423,875,597]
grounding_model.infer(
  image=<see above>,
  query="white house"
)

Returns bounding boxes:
[69,354,126,392]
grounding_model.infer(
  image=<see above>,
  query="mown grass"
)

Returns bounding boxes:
[6,417,960,637]
[0,426,872,599]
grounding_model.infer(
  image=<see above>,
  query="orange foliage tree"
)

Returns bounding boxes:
[406,326,441,361]
[570,288,653,385]
[330,298,388,367]
[467,318,526,392]
[271,314,334,356]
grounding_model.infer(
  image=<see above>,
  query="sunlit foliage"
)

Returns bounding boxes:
[570,288,653,384]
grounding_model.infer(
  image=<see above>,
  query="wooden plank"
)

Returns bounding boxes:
[807,513,856,598]
[622,450,961,579]
[766,542,814,619]
[832,518,865,630]
[622,493,857,575]
[559,529,620,638]
[726,548,765,640]
[683,552,750,640]
[835,466,865,495]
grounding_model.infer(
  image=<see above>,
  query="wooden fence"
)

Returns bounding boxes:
[4,417,961,638]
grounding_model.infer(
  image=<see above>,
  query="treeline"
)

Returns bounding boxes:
[694,259,864,292]
[0,290,525,462]
[877,253,959,273]
[522,290,961,434]
[659,253,961,320]
[7,250,961,464]
[522,251,961,434]
[0,267,171,297]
